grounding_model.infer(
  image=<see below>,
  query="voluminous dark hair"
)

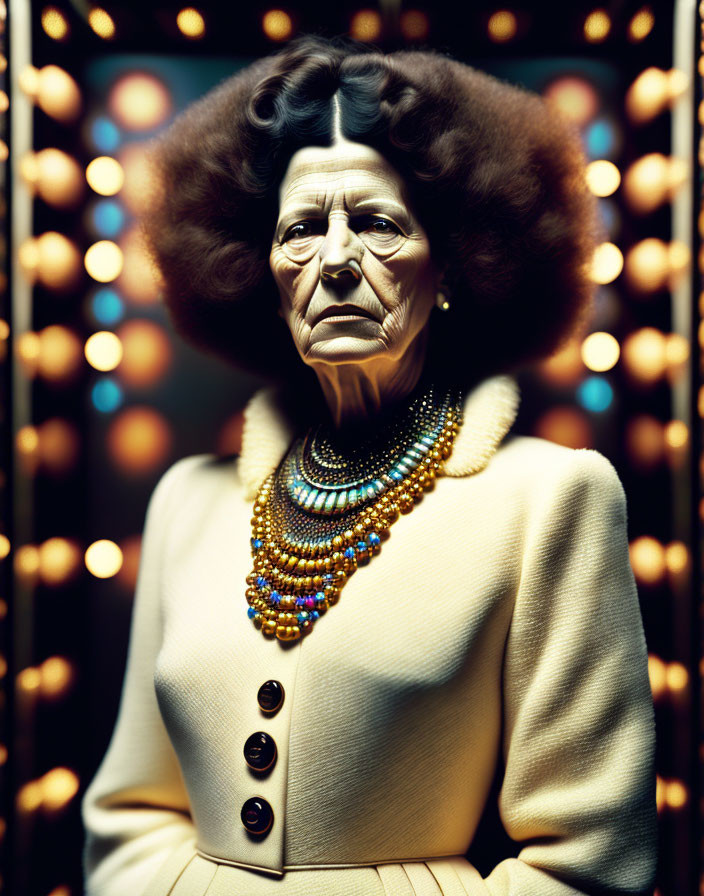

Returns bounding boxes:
[142,35,600,388]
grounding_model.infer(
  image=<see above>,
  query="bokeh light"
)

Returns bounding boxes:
[91,199,125,238]
[625,415,664,469]
[537,338,584,387]
[584,9,611,42]
[37,65,81,122]
[107,407,172,473]
[581,331,620,372]
[626,67,687,124]
[37,418,80,475]
[92,378,124,413]
[88,7,116,39]
[41,6,69,40]
[621,327,667,384]
[628,7,654,41]
[350,10,381,41]
[39,537,81,586]
[39,656,75,699]
[585,160,620,197]
[90,116,120,153]
[534,406,592,449]
[543,76,598,127]
[176,7,205,38]
[85,540,123,578]
[108,73,171,131]
[577,376,613,412]
[85,331,123,372]
[487,10,517,42]
[625,239,690,293]
[86,156,124,196]
[41,767,80,812]
[117,143,155,217]
[115,319,172,387]
[35,232,82,291]
[590,242,623,284]
[22,148,84,208]
[84,240,123,282]
[91,288,124,326]
[629,535,666,585]
[623,153,687,214]
[585,118,619,159]
[262,9,293,41]
[399,10,429,40]
[38,325,83,383]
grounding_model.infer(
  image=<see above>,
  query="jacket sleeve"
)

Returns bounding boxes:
[468,449,658,896]
[81,457,205,896]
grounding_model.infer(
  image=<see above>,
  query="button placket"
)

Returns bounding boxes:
[241,679,286,839]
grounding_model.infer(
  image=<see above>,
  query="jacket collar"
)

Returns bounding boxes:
[238,374,520,500]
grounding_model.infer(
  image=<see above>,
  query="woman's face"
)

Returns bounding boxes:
[269,138,439,373]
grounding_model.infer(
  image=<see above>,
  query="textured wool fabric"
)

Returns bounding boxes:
[81,373,658,896]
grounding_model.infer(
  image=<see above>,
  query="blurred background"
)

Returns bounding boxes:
[0,0,699,892]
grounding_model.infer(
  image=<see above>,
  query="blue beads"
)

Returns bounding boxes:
[344,546,355,559]
[256,576,267,588]
[310,610,320,621]
[367,532,381,547]
[270,591,281,605]
[315,592,326,603]
[323,573,334,583]
[296,611,309,624]
[247,607,258,619]
[295,597,305,607]
[390,469,404,481]
[251,537,263,551]
[356,541,367,552]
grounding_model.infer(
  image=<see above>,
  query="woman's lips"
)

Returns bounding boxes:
[311,304,380,327]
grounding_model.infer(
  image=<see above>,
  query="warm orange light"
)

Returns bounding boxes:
[107,407,172,473]
[581,332,619,372]
[38,325,83,382]
[176,7,205,38]
[18,64,39,98]
[648,654,666,699]
[487,10,517,42]
[37,65,81,122]
[35,232,82,291]
[584,9,611,42]
[39,656,74,699]
[621,328,667,384]
[399,10,429,40]
[84,331,123,371]
[623,153,687,214]
[262,9,293,41]
[39,537,81,586]
[590,242,623,284]
[115,319,172,387]
[41,6,69,40]
[665,540,689,574]
[543,76,598,127]
[37,418,80,475]
[537,338,584,386]
[626,67,688,124]
[86,156,124,195]
[350,9,381,41]
[585,160,620,197]
[664,779,687,809]
[28,148,84,207]
[628,7,654,42]
[41,767,80,811]
[664,420,688,449]
[84,240,123,282]
[533,407,592,450]
[88,7,115,39]
[629,535,666,585]
[117,143,154,217]
[624,239,689,293]
[85,540,123,578]
[108,73,171,131]
[117,226,163,303]
[17,780,43,813]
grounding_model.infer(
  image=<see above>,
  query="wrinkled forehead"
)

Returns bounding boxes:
[277,138,411,213]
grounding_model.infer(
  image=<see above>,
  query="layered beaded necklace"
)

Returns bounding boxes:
[245,381,463,643]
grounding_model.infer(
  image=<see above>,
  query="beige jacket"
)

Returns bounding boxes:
[81,373,658,896]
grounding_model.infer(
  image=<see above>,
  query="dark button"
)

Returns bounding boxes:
[241,796,274,836]
[244,732,277,772]
[257,679,285,714]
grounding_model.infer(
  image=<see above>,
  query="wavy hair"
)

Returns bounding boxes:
[141,35,599,388]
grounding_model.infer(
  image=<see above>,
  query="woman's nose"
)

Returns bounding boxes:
[319,218,363,284]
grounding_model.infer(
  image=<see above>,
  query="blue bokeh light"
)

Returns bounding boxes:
[577,376,613,412]
[92,377,123,413]
[92,288,124,325]
[92,200,125,238]
[585,118,616,159]
[91,116,121,153]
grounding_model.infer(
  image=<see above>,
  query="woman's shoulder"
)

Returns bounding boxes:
[485,433,626,507]
[148,452,244,513]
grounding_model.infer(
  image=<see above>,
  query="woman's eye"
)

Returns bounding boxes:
[283,222,313,241]
[367,217,399,235]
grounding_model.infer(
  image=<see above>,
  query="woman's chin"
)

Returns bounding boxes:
[302,334,388,366]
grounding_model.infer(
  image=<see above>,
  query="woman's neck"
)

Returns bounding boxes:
[310,332,429,428]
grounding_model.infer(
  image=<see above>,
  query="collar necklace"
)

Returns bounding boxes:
[245,380,464,643]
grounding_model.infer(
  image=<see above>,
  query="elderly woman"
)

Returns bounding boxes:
[81,36,657,896]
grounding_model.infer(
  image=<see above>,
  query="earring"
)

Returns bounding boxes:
[436,290,451,311]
